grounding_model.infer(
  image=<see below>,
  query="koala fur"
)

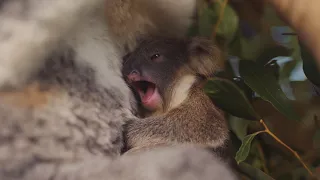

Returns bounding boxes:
[121,37,229,157]
[0,0,238,179]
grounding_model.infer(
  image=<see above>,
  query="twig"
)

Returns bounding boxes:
[259,119,314,176]
[272,150,320,177]
[282,32,297,36]
[211,0,228,39]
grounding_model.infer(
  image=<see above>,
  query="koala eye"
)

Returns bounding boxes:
[150,53,161,61]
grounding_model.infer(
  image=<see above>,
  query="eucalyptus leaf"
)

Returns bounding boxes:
[211,2,239,43]
[264,60,280,80]
[235,131,264,164]
[300,41,320,87]
[197,2,238,42]
[198,7,215,37]
[228,29,243,57]
[239,162,275,180]
[205,78,259,120]
[256,46,293,65]
[228,116,251,140]
[264,6,302,77]
[232,76,255,101]
[239,60,301,121]
[239,34,275,61]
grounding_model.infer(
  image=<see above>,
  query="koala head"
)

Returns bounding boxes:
[122,36,224,112]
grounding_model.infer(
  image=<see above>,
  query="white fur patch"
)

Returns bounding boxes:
[168,75,196,111]
[209,135,228,148]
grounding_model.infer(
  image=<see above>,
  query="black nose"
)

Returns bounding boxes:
[127,70,141,82]
[131,70,139,74]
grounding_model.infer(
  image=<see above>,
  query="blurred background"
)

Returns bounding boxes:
[188,0,320,179]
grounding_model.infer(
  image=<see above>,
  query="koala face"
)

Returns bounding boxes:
[122,38,191,111]
[122,37,224,112]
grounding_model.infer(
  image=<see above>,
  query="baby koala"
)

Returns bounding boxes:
[121,37,231,161]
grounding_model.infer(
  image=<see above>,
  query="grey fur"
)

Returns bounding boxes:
[0,0,238,179]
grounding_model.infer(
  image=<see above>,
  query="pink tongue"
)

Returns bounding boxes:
[143,87,155,101]
[140,87,161,111]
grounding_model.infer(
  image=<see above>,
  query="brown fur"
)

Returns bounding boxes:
[121,37,231,162]
[0,82,61,108]
[105,0,196,51]
[124,87,229,148]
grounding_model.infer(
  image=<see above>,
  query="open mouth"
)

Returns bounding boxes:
[132,81,156,102]
[130,80,161,110]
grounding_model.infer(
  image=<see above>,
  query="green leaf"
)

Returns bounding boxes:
[204,78,259,120]
[228,116,252,140]
[235,131,264,164]
[239,162,275,180]
[313,130,320,149]
[227,29,243,56]
[197,3,238,42]
[300,41,320,87]
[263,7,302,81]
[233,33,277,61]
[239,60,301,121]
[212,3,239,43]
[198,7,216,37]
[256,46,293,65]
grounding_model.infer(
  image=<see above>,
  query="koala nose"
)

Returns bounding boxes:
[127,70,140,82]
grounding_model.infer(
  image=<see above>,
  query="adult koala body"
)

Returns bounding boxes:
[0,0,237,179]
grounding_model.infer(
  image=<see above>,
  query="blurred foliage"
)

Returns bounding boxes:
[204,78,259,120]
[188,0,320,179]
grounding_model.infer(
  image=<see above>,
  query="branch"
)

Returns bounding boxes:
[211,0,228,39]
[259,119,314,176]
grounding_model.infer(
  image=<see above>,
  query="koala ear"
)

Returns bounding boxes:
[187,37,225,77]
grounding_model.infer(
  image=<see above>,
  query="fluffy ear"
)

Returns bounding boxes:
[187,37,225,77]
